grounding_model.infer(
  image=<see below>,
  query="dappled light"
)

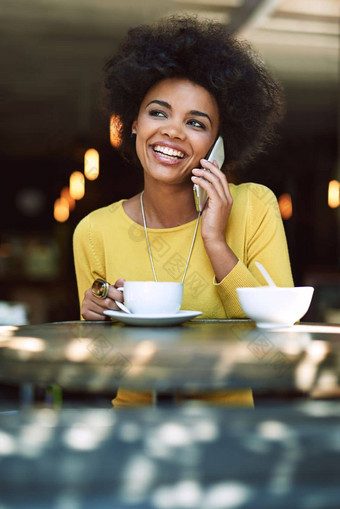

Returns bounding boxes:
[0,403,339,507]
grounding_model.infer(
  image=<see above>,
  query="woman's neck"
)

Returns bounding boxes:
[122,178,199,228]
[141,183,198,228]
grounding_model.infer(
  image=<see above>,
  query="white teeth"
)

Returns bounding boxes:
[153,145,184,159]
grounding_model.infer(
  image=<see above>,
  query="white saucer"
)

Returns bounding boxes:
[103,309,202,327]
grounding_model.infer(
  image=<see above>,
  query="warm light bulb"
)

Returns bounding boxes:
[69,171,85,200]
[328,180,340,208]
[110,114,122,147]
[54,197,69,222]
[278,193,293,220]
[61,186,75,211]
[84,148,99,181]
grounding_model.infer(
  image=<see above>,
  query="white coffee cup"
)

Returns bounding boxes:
[121,281,183,315]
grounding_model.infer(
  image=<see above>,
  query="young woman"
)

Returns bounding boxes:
[73,16,293,407]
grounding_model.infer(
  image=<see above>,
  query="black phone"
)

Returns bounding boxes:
[193,135,225,212]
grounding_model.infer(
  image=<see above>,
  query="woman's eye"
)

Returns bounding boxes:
[188,119,206,129]
[149,109,167,118]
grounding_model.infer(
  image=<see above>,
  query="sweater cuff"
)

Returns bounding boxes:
[213,260,260,318]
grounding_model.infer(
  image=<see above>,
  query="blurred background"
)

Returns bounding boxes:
[0,0,339,325]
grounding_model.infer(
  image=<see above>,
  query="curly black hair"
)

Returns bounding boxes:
[104,15,284,170]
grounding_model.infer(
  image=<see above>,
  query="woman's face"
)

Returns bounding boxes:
[132,78,220,186]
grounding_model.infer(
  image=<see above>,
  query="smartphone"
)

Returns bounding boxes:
[193,135,225,212]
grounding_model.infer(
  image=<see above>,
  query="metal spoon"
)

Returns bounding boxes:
[114,287,131,314]
[255,261,276,287]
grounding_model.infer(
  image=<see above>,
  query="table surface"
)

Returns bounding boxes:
[0,401,339,509]
[0,320,339,396]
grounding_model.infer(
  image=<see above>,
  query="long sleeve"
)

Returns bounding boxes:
[215,183,294,318]
[73,214,106,311]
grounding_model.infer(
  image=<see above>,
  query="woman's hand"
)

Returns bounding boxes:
[191,159,238,281]
[81,278,125,321]
[191,158,233,245]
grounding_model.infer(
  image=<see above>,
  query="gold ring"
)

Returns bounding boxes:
[91,278,110,299]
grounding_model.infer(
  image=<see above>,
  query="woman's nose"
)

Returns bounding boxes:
[161,120,185,139]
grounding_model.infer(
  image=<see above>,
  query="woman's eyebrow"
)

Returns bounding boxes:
[146,99,171,109]
[146,100,212,126]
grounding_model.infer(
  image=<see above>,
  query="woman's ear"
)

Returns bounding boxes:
[131,120,137,134]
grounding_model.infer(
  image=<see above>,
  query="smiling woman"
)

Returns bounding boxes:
[131,78,219,192]
[72,15,294,408]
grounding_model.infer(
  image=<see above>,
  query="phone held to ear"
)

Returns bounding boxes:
[193,136,225,212]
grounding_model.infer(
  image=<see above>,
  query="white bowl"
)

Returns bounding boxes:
[236,286,314,329]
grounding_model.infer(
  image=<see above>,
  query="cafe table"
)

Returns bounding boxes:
[0,401,339,509]
[0,319,339,400]
[0,319,340,509]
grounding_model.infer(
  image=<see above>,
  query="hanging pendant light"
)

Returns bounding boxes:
[54,197,69,223]
[278,193,293,219]
[69,171,85,200]
[84,148,99,181]
[328,180,340,208]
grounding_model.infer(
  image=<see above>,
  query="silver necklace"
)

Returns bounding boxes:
[140,191,201,283]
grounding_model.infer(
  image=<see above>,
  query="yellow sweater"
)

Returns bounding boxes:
[73,183,293,407]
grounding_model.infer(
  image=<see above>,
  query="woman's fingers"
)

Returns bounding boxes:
[81,292,108,320]
[81,308,107,321]
[81,283,125,320]
[107,285,124,303]
[191,158,234,245]
[210,159,232,202]
[115,278,126,288]
[191,159,231,204]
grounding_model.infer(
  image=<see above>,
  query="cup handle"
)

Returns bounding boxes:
[114,287,130,314]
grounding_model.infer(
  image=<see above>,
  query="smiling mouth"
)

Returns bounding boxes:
[153,145,185,160]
